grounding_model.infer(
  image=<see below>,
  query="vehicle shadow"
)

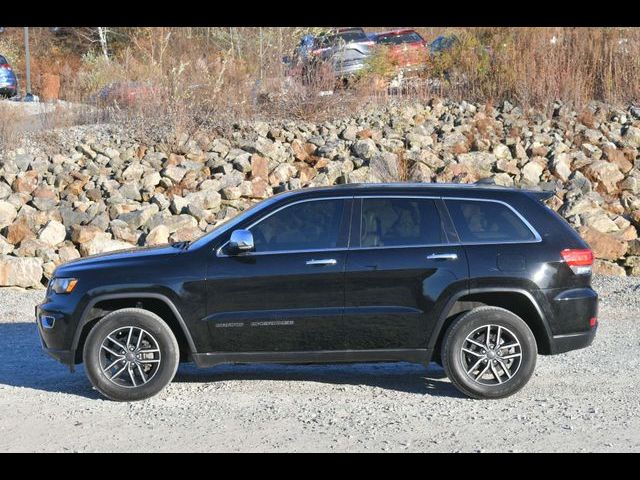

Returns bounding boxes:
[0,322,100,399]
[0,322,465,399]
[174,362,464,398]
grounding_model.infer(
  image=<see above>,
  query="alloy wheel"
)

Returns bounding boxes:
[99,326,162,388]
[460,324,523,386]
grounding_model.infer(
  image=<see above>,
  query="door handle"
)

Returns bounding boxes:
[427,253,458,261]
[306,258,337,266]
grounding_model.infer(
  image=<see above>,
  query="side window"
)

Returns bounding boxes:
[445,199,536,243]
[360,198,445,248]
[250,199,345,253]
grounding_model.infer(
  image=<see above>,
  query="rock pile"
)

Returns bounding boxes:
[1,98,640,287]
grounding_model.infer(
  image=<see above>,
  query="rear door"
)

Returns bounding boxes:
[343,196,468,351]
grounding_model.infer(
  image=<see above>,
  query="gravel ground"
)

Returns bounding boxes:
[0,276,639,452]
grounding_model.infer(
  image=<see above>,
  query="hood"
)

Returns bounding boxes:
[53,243,183,277]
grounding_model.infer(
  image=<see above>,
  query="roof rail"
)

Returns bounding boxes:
[473,178,554,200]
[473,178,505,187]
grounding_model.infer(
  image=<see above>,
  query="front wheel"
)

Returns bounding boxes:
[83,308,180,401]
[442,306,537,399]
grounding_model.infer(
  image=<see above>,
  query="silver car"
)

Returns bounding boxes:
[308,28,374,79]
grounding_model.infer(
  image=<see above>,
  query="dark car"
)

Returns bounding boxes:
[0,54,18,98]
[36,183,598,401]
[373,29,428,68]
[429,34,460,55]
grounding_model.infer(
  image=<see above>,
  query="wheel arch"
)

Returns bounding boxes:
[430,287,553,358]
[72,293,197,364]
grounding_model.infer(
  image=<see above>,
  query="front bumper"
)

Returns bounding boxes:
[36,303,78,366]
[42,346,76,365]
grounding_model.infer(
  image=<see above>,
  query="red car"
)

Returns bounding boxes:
[96,81,160,108]
[372,29,428,68]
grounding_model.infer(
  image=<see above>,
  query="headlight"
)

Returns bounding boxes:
[49,278,78,294]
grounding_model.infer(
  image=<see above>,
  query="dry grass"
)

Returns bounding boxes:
[0,103,24,152]
[1,27,638,151]
[419,27,640,109]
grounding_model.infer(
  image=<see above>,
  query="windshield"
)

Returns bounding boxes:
[188,195,281,250]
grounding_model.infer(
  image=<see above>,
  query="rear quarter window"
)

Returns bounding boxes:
[445,199,537,243]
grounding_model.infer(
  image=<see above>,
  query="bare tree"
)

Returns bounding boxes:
[97,27,109,59]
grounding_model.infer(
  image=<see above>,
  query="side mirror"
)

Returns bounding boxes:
[228,229,254,254]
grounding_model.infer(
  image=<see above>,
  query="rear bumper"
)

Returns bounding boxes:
[544,286,598,354]
[549,328,597,354]
[332,62,366,77]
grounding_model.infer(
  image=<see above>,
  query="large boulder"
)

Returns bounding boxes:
[584,161,624,194]
[621,125,640,148]
[38,220,67,247]
[593,259,627,276]
[550,153,572,182]
[521,160,545,185]
[0,201,18,228]
[79,237,134,257]
[185,189,222,212]
[352,139,378,161]
[145,225,170,246]
[117,204,159,230]
[0,255,43,288]
[578,226,627,260]
[0,235,14,255]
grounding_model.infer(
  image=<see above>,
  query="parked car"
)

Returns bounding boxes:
[95,81,159,108]
[293,28,374,82]
[372,29,428,68]
[37,182,598,401]
[429,34,460,55]
[0,54,18,98]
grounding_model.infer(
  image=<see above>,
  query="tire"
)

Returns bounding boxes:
[83,308,180,401]
[442,306,537,399]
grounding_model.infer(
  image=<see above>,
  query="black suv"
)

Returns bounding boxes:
[36,183,598,401]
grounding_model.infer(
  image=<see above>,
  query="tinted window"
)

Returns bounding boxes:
[0,55,7,64]
[360,198,444,248]
[250,199,345,253]
[445,199,536,243]
[377,32,424,45]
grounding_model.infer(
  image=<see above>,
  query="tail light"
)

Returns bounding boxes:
[589,317,598,328]
[560,249,593,275]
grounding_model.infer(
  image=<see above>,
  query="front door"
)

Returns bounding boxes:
[343,196,468,351]
[205,197,352,352]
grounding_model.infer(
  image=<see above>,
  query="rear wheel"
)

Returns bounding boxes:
[442,307,537,399]
[83,308,180,401]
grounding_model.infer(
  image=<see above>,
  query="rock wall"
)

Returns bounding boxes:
[1,98,640,288]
